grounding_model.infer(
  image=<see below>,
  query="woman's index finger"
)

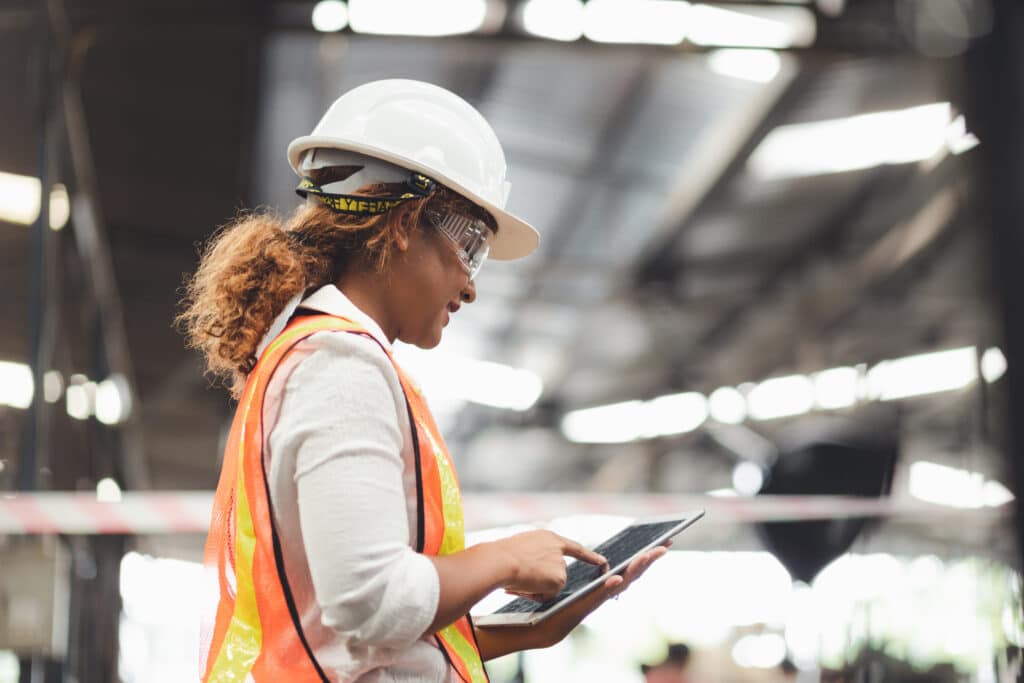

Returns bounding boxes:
[560,538,607,566]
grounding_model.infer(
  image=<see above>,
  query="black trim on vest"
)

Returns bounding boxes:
[404,397,427,554]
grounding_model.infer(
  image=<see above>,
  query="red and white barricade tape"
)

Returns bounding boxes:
[0,491,1009,535]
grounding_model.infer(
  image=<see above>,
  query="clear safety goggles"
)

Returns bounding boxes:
[424,208,493,279]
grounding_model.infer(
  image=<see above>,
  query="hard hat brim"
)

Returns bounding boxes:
[288,135,540,261]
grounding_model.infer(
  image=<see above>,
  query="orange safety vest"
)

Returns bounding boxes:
[200,313,488,683]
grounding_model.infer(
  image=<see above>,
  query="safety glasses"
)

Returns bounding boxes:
[424,208,493,279]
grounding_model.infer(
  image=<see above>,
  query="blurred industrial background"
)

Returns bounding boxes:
[1,0,1023,681]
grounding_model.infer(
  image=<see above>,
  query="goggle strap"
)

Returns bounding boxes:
[296,172,437,216]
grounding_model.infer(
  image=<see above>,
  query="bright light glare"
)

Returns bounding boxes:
[95,374,131,425]
[349,0,487,36]
[643,391,708,437]
[561,400,646,443]
[0,361,33,409]
[120,552,217,683]
[561,393,706,443]
[981,347,1007,383]
[0,171,40,225]
[747,373,814,420]
[947,115,980,155]
[311,0,348,32]
[706,48,782,83]
[583,0,687,45]
[0,173,70,229]
[521,0,584,41]
[868,346,977,401]
[732,461,764,495]
[688,4,815,48]
[785,583,820,666]
[66,381,93,421]
[732,633,787,668]
[749,103,953,180]
[397,348,543,411]
[43,370,63,403]
[813,366,859,410]
[96,477,122,503]
[908,460,1015,509]
[708,386,746,424]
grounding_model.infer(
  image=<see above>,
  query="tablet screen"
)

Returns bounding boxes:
[493,519,685,615]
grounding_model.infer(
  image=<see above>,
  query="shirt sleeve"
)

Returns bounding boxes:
[269,331,440,651]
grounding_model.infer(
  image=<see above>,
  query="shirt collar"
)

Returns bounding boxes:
[298,284,392,351]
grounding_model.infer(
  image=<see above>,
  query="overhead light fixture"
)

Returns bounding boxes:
[748,102,956,180]
[867,346,977,401]
[0,361,33,409]
[747,374,814,420]
[348,0,487,36]
[0,172,69,230]
[66,376,94,421]
[708,386,746,424]
[311,0,348,32]
[583,0,687,45]
[981,346,1007,383]
[812,366,859,410]
[520,0,585,41]
[95,373,132,425]
[908,460,1015,509]
[706,48,782,83]
[688,4,816,49]
[561,400,646,443]
[561,392,707,443]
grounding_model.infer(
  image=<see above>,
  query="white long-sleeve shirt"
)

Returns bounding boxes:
[261,284,454,682]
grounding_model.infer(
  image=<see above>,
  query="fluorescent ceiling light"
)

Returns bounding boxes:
[311,0,348,32]
[0,172,69,230]
[867,346,977,401]
[708,386,746,424]
[981,346,1007,383]
[707,487,739,497]
[706,48,782,83]
[561,400,646,443]
[813,366,859,410]
[348,0,487,36]
[643,391,708,437]
[747,373,814,420]
[908,460,1015,509]
[520,0,584,41]
[749,102,955,180]
[0,361,33,409]
[95,374,132,425]
[688,4,815,49]
[66,375,94,421]
[561,392,706,443]
[583,0,687,45]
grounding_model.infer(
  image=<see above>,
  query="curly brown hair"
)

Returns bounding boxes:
[176,182,493,397]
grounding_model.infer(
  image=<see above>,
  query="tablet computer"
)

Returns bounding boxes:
[473,510,704,628]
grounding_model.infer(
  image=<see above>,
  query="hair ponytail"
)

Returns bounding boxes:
[177,183,485,397]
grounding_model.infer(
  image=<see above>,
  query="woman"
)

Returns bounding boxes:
[178,79,665,682]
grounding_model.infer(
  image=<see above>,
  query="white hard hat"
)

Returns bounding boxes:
[287,79,539,261]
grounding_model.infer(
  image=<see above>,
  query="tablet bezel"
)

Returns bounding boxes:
[473,510,705,628]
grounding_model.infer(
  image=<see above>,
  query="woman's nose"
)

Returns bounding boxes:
[460,278,477,304]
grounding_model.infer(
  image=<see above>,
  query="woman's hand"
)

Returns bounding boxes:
[475,542,670,660]
[493,530,608,601]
